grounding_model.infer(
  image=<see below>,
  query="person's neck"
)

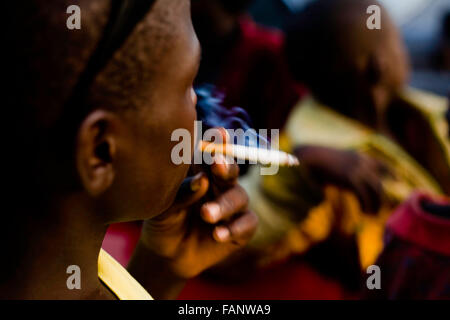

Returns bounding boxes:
[0,194,114,299]
[327,98,387,133]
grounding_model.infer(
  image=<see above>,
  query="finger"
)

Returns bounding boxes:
[359,155,393,179]
[363,177,383,213]
[211,154,239,184]
[374,159,394,179]
[213,210,258,244]
[205,127,230,145]
[200,185,249,224]
[353,174,381,213]
[171,172,209,211]
[207,128,238,181]
[220,127,231,144]
[361,165,384,210]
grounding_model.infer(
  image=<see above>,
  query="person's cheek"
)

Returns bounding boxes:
[191,87,198,107]
[188,87,198,158]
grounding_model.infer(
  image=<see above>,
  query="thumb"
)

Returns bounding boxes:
[171,172,209,211]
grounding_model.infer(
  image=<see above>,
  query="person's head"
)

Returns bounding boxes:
[192,0,253,41]
[286,0,410,117]
[9,0,201,223]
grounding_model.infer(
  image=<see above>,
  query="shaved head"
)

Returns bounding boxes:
[7,0,196,200]
[92,0,189,111]
[9,0,183,129]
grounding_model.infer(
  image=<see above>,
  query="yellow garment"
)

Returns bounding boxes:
[250,186,390,269]
[285,90,448,197]
[98,248,153,300]
[242,88,449,269]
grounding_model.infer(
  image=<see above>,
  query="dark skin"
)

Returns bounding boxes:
[320,3,410,133]
[287,2,411,213]
[2,0,257,300]
[295,146,389,213]
[191,0,245,84]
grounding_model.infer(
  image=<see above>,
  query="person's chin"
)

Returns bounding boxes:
[164,170,190,210]
[155,182,184,217]
[142,168,190,220]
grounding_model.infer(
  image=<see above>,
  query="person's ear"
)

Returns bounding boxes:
[75,110,121,196]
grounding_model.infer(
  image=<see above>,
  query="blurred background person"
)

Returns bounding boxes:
[366,96,449,299]
[211,0,450,295]
[192,0,305,131]
[249,0,450,95]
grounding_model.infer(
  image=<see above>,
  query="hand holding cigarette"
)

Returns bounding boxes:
[135,128,258,297]
[199,140,300,167]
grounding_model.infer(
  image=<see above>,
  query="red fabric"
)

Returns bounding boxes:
[178,260,349,300]
[366,192,450,299]
[102,223,347,299]
[387,192,450,256]
[213,16,306,130]
[101,222,142,267]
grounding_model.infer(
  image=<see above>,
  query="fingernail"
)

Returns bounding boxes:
[190,174,203,192]
[215,154,229,170]
[222,128,231,143]
[205,203,221,222]
[214,226,230,242]
[215,153,225,163]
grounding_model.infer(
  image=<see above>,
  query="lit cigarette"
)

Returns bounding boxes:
[199,141,300,167]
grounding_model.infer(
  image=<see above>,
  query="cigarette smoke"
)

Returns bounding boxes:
[195,85,270,148]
